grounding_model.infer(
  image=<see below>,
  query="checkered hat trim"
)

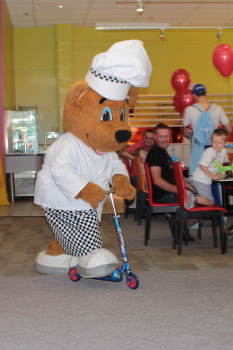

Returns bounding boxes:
[90,67,129,85]
[85,69,131,101]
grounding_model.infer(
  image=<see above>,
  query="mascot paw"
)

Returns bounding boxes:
[112,174,136,201]
[76,182,106,208]
[76,248,119,278]
[35,251,79,275]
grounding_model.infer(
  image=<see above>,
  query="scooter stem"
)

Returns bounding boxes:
[107,190,117,216]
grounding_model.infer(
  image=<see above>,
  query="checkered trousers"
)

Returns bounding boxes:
[42,207,102,256]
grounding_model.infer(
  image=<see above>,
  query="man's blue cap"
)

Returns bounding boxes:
[193,84,206,96]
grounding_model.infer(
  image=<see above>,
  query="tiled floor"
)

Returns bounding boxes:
[1,197,233,277]
[0,197,44,217]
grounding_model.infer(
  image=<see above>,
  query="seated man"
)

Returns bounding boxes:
[146,123,209,242]
[119,129,155,187]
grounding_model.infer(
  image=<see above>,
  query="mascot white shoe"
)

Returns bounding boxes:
[34,40,152,277]
[35,251,79,275]
[35,248,118,276]
[75,249,119,278]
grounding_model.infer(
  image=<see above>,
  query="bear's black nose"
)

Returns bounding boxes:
[115,130,131,143]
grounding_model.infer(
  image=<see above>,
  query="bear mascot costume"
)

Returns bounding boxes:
[34,40,152,277]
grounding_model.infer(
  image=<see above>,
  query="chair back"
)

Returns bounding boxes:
[144,162,179,247]
[123,156,131,175]
[172,161,187,208]
[144,162,156,206]
[228,153,233,163]
[134,157,148,193]
[144,162,178,207]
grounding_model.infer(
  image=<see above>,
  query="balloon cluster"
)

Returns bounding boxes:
[213,44,233,77]
[171,69,195,114]
[172,43,233,114]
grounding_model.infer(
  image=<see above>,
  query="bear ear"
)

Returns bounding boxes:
[66,79,90,105]
[127,86,138,107]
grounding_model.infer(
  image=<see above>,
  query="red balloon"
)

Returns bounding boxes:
[171,69,191,92]
[173,89,195,114]
[173,93,183,114]
[213,44,233,77]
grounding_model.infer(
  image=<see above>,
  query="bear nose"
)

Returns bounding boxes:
[115,130,131,143]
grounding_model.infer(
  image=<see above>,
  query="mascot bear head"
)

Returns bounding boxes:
[63,80,138,154]
[63,39,152,154]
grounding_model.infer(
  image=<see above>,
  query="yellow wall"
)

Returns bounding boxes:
[56,24,73,131]
[14,27,57,145]
[12,25,233,144]
[72,27,233,95]
[2,0,15,110]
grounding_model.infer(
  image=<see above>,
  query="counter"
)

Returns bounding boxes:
[5,153,44,202]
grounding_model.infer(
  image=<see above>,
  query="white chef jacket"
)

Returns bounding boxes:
[34,132,128,220]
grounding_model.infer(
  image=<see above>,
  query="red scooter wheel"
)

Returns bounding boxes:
[69,268,81,282]
[126,273,139,289]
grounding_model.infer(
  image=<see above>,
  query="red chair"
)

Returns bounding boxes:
[134,157,148,225]
[122,156,135,218]
[224,153,233,211]
[223,224,233,254]
[144,162,179,247]
[123,156,131,175]
[225,186,233,212]
[172,161,228,255]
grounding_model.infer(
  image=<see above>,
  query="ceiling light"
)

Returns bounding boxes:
[217,28,222,38]
[95,23,170,29]
[58,5,63,8]
[160,29,165,39]
[95,25,233,39]
[137,0,143,12]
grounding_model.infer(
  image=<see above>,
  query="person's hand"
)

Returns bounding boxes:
[75,182,106,208]
[185,183,197,194]
[211,172,224,180]
[112,174,136,201]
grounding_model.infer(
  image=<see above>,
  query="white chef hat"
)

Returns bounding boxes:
[85,40,152,101]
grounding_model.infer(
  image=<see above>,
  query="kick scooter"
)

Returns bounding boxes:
[68,190,139,289]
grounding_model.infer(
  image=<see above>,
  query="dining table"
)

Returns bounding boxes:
[212,177,233,212]
[181,166,189,178]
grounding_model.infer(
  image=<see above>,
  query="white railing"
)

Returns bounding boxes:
[128,94,233,128]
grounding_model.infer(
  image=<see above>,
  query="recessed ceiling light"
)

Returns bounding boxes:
[137,0,143,12]
[58,5,63,8]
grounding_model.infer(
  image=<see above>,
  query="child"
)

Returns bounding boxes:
[191,129,229,206]
[134,147,148,162]
[134,147,148,189]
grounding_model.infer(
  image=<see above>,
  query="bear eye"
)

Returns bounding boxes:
[120,108,125,121]
[101,107,112,121]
